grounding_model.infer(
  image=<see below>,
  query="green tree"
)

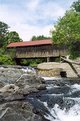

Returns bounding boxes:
[6,31,22,44]
[0,21,9,47]
[52,10,80,44]
[72,0,80,12]
[52,1,80,58]
[31,35,51,41]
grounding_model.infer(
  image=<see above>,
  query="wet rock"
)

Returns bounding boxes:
[15,74,43,88]
[36,84,46,90]
[0,81,5,88]
[71,90,80,97]
[0,67,23,84]
[64,98,75,110]
[47,96,64,108]
[22,86,39,96]
[0,84,19,93]
[0,66,45,121]
[0,101,43,121]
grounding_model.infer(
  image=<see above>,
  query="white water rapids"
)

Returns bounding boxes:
[44,103,80,121]
[0,66,80,121]
[43,83,80,121]
[22,67,80,121]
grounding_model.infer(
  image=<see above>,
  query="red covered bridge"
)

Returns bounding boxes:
[7,39,68,62]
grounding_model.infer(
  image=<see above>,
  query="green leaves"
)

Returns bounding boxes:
[0,21,9,47]
[31,35,50,41]
[6,31,22,44]
[52,0,80,58]
[0,54,14,65]
[52,10,80,44]
[72,0,80,12]
[0,21,22,47]
[0,21,22,65]
[0,48,15,65]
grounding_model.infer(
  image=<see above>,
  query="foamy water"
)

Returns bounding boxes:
[45,103,80,121]
[71,84,80,91]
[22,67,36,73]
[44,83,80,121]
[42,77,61,80]
[20,69,80,121]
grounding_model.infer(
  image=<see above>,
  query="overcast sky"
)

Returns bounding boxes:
[0,0,77,41]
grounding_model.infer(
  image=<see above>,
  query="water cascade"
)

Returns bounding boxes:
[0,66,80,121]
[24,77,80,121]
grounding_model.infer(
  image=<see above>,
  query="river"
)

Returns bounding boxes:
[0,66,80,121]
[25,76,80,121]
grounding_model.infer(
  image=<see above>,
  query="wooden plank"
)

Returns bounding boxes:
[61,57,80,78]
[61,57,80,65]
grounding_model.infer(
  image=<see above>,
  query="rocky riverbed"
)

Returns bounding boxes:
[0,66,46,121]
[0,65,80,121]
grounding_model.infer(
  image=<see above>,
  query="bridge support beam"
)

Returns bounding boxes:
[47,57,50,62]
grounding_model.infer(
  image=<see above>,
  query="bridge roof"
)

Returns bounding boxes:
[7,39,53,48]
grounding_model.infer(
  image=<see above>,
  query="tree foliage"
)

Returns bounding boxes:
[20,58,46,66]
[0,48,15,65]
[52,0,80,58]
[0,54,15,65]
[31,35,51,41]
[6,31,22,44]
[0,21,22,47]
[52,10,80,44]
[72,0,80,12]
[70,40,80,58]
[0,21,9,47]
[0,21,21,65]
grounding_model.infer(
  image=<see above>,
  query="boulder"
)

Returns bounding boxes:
[0,66,45,121]
[0,101,43,121]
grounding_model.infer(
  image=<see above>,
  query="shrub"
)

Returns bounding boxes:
[0,54,15,65]
[70,40,80,59]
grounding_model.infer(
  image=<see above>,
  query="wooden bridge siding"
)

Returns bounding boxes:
[15,45,67,58]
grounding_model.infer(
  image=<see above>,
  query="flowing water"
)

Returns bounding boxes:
[0,66,80,121]
[24,76,80,121]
